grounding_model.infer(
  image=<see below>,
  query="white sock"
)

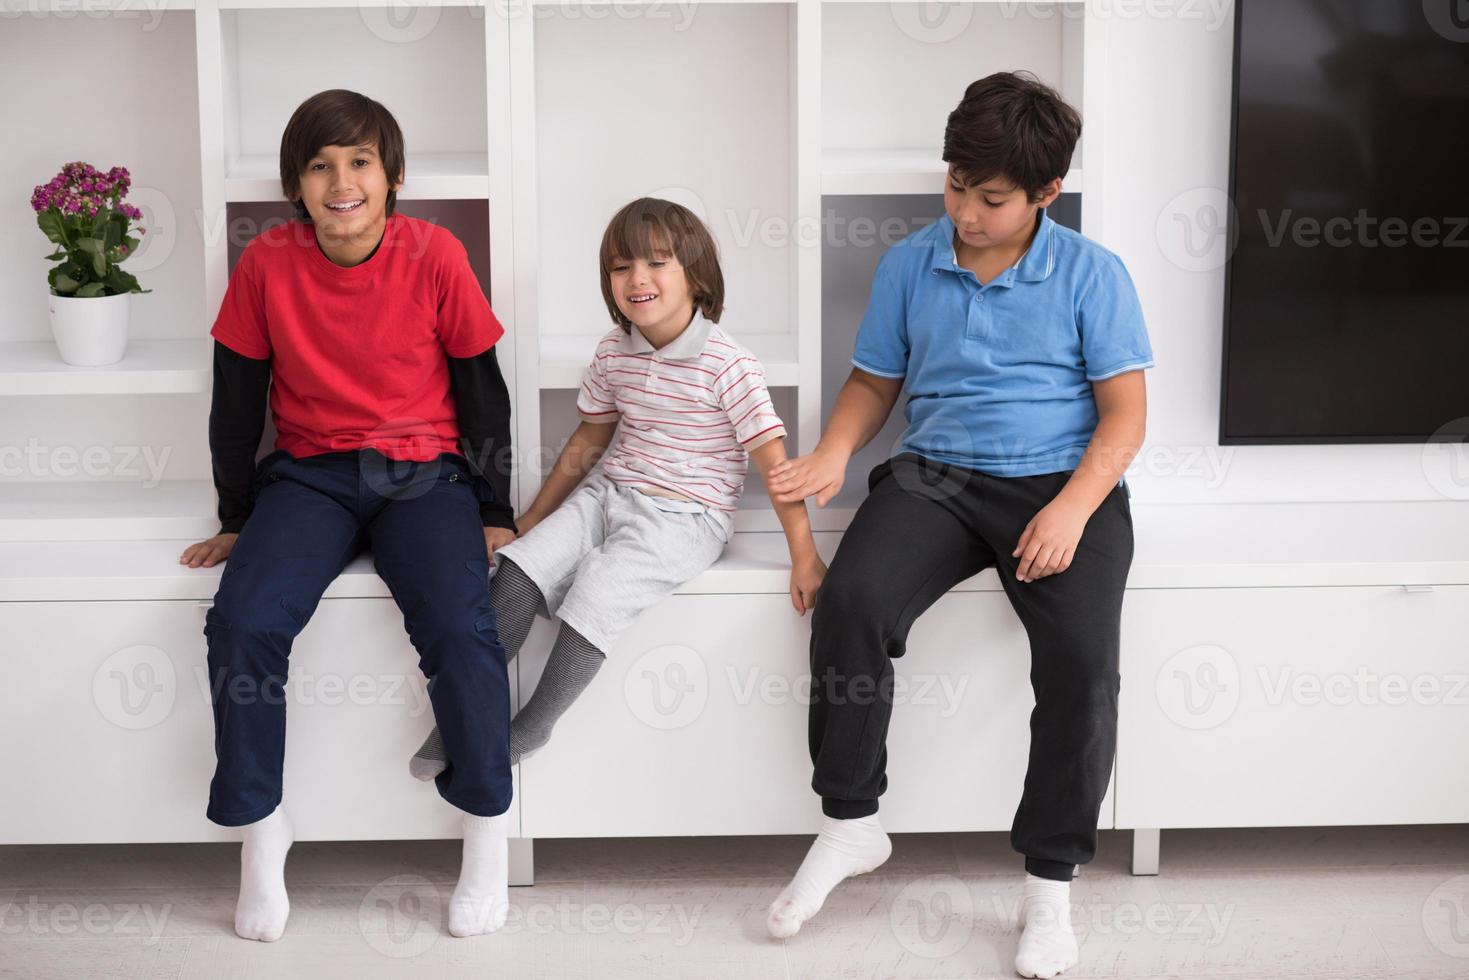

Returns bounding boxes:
[1014,873,1079,978]
[234,805,293,943]
[766,813,892,939]
[448,810,510,938]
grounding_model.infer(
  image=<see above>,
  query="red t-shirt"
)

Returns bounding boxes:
[210,212,505,462]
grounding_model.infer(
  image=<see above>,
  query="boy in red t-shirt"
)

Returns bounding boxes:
[178,89,516,942]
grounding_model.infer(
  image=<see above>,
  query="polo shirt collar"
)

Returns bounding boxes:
[618,309,715,359]
[931,208,1057,284]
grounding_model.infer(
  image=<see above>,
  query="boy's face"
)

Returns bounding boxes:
[944,167,1061,251]
[298,142,402,241]
[608,247,694,336]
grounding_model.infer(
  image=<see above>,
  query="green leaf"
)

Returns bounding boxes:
[37,210,68,246]
[105,267,140,293]
[75,282,107,298]
[90,206,111,238]
[52,273,81,294]
[44,249,67,261]
[102,215,125,250]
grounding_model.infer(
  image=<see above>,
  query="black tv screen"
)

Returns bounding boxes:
[1222,1,1469,443]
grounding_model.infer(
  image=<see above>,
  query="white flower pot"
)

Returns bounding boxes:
[48,291,130,366]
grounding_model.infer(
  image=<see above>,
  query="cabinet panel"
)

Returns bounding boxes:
[519,592,1114,837]
[2,598,518,844]
[1117,586,1469,828]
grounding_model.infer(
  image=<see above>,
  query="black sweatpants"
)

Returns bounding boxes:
[808,452,1134,881]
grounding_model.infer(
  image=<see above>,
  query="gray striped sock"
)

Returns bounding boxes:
[508,621,606,763]
[409,556,544,781]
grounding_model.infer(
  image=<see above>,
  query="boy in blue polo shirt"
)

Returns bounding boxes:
[765,72,1153,979]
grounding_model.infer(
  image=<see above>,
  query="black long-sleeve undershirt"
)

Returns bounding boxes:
[449,343,517,533]
[207,339,516,534]
[208,340,271,535]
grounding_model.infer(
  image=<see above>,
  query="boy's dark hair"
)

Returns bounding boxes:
[943,71,1082,203]
[280,89,405,222]
[599,198,724,332]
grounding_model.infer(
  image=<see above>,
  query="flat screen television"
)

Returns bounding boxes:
[1222,0,1469,443]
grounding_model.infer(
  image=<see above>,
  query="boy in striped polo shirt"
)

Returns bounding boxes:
[410,197,825,775]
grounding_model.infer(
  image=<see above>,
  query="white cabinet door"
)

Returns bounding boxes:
[1,598,519,844]
[518,593,1115,837]
[1117,585,1469,829]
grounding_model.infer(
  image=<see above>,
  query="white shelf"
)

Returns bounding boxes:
[822,149,1084,196]
[538,332,800,389]
[0,340,209,396]
[0,481,218,543]
[4,501,1466,603]
[225,152,489,203]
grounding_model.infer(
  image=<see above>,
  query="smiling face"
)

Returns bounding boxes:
[607,245,696,339]
[943,167,1059,254]
[296,142,402,246]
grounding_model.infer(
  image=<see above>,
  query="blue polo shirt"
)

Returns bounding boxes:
[851,208,1153,479]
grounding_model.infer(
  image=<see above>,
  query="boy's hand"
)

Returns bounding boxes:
[1012,498,1091,582]
[789,554,827,615]
[484,525,517,558]
[768,447,846,507]
[179,533,238,568]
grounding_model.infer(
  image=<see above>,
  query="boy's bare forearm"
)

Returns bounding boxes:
[751,438,820,563]
[816,372,898,460]
[1055,372,1148,514]
[1056,411,1145,514]
[523,422,616,522]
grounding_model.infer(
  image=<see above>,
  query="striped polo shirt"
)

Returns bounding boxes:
[575,311,787,539]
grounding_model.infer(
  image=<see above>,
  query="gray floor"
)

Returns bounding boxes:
[3,825,1469,979]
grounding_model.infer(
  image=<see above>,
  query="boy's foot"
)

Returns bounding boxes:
[409,723,545,783]
[448,810,511,937]
[1014,873,1078,978]
[234,805,294,942]
[409,727,447,782]
[766,813,892,938]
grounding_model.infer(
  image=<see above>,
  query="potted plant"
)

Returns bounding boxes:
[31,161,150,366]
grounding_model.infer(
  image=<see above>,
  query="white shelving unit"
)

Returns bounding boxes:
[0,0,1111,848]
[19,2,1461,874]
